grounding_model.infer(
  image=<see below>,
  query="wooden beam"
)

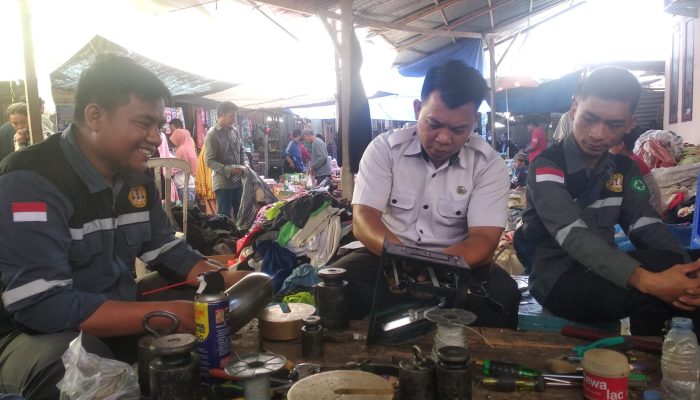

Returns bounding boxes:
[252,0,482,39]
[493,0,583,46]
[320,16,341,57]
[487,0,495,28]
[19,0,42,145]
[339,0,353,200]
[391,0,463,26]
[395,0,514,53]
[486,36,497,150]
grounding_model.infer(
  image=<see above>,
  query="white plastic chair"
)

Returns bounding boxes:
[147,157,190,239]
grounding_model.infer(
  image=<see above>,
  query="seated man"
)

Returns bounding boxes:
[520,67,700,336]
[0,55,248,399]
[332,60,521,329]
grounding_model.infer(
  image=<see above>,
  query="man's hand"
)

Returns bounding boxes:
[231,167,245,176]
[628,260,700,310]
[14,129,29,146]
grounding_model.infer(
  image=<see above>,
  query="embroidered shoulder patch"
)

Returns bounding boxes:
[630,176,648,193]
[605,173,624,193]
[128,185,148,208]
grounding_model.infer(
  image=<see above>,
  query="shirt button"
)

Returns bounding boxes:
[391,199,397,204]
[432,173,436,178]
[456,211,462,216]
[419,229,424,234]
[423,205,428,209]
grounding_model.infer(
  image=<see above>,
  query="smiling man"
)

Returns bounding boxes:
[0,55,247,399]
[521,67,699,336]
[331,60,521,329]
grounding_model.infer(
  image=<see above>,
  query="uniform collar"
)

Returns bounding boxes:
[399,126,483,169]
[563,133,613,176]
[60,124,149,194]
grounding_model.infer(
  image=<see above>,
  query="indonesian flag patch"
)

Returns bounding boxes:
[12,202,47,222]
[535,167,565,184]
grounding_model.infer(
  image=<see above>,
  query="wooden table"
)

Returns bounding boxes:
[232,320,662,399]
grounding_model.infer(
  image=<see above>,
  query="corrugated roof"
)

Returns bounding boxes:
[50,35,236,98]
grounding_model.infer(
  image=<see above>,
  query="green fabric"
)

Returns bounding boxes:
[277,221,300,246]
[283,291,316,306]
[276,200,331,246]
[264,201,286,221]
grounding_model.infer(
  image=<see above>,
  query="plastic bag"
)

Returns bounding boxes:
[56,332,140,400]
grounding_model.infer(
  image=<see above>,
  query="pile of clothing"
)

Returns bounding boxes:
[233,191,353,292]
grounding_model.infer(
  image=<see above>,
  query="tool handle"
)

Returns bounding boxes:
[561,325,661,354]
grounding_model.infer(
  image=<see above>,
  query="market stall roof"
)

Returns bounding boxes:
[50,35,236,98]
[230,0,585,70]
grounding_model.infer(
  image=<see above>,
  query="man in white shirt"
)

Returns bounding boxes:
[332,60,520,328]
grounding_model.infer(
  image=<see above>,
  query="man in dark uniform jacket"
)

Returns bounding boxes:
[520,67,700,336]
[0,55,248,399]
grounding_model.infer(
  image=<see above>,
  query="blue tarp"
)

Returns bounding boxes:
[494,70,583,113]
[398,39,484,77]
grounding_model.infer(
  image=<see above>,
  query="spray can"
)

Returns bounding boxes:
[436,346,472,400]
[194,270,231,386]
[399,345,436,400]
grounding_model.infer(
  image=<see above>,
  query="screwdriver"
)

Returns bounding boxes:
[480,376,547,392]
[476,359,541,378]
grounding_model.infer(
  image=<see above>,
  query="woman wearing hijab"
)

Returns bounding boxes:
[169,118,197,202]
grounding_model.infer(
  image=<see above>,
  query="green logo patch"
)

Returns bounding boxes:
[630,177,648,193]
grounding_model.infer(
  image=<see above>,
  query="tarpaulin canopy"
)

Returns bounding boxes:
[493,70,583,113]
[50,35,236,98]
[398,39,484,77]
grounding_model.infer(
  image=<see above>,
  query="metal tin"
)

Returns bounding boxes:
[316,267,349,330]
[399,346,435,400]
[149,333,200,400]
[301,315,324,359]
[137,311,180,396]
[436,346,471,400]
[194,291,231,385]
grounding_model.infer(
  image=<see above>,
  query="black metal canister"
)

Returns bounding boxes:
[149,333,200,400]
[301,315,324,359]
[316,267,349,330]
[137,311,180,396]
[399,345,435,400]
[436,346,471,400]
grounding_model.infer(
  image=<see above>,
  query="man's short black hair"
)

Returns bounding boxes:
[620,126,644,151]
[6,102,27,117]
[73,53,171,123]
[578,67,642,113]
[169,118,183,129]
[217,101,238,116]
[421,60,489,109]
[292,129,302,138]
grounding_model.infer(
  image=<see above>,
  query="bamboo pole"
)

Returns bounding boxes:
[19,0,42,145]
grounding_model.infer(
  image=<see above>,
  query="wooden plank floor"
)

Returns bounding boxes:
[233,320,662,399]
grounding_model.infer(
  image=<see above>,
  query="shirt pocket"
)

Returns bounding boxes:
[387,190,415,211]
[69,233,104,269]
[117,223,152,261]
[437,199,469,226]
[594,197,622,227]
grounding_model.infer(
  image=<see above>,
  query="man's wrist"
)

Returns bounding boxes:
[628,266,652,293]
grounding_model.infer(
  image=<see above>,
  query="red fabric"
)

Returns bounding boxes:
[528,128,548,162]
[170,128,197,176]
[300,143,311,163]
[236,225,263,255]
[535,167,564,177]
[630,154,651,176]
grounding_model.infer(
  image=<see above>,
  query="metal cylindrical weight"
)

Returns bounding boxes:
[301,315,324,359]
[316,267,349,330]
[137,311,180,396]
[149,333,200,400]
[436,346,471,400]
[399,346,435,400]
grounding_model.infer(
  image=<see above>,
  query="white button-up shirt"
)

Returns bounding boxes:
[352,125,509,250]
